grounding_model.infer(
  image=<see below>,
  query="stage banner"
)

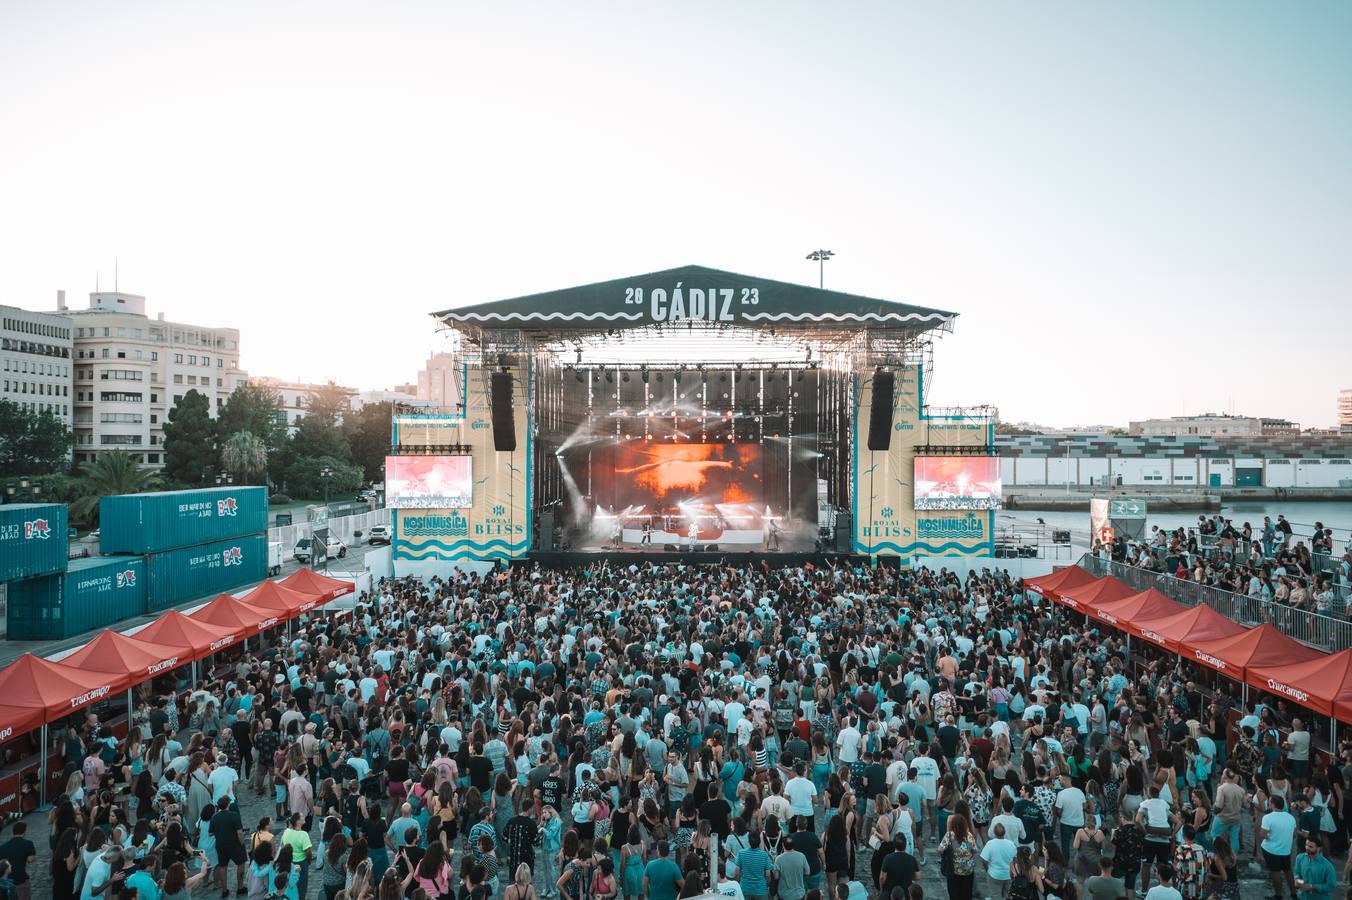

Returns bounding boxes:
[852,365,995,558]
[391,360,530,565]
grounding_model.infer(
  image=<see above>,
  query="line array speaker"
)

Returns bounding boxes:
[490,372,517,452]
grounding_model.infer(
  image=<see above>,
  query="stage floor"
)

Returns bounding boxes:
[525,549,865,567]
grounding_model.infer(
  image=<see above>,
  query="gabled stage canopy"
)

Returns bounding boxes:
[434,265,956,337]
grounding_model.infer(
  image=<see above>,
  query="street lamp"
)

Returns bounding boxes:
[320,465,334,571]
[3,480,42,504]
[805,249,834,288]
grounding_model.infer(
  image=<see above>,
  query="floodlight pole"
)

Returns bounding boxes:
[806,249,834,288]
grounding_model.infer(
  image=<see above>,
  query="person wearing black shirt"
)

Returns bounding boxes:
[0,822,35,900]
[698,783,732,840]
[862,751,888,802]
[788,816,824,885]
[877,833,919,896]
[539,761,564,812]
[466,743,492,794]
[208,796,248,896]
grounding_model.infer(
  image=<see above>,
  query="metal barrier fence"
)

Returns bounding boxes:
[268,507,391,555]
[1077,553,1352,650]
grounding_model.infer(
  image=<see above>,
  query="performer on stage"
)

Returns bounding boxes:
[687,520,699,550]
[766,518,781,551]
[640,519,652,545]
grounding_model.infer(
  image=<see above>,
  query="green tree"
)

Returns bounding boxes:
[163,390,217,485]
[286,383,354,475]
[220,430,269,483]
[0,399,73,476]
[342,401,392,483]
[285,455,363,499]
[217,383,286,449]
[69,450,159,524]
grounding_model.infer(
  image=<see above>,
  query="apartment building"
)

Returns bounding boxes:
[66,292,248,466]
[0,299,73,424]
[252,378,357,435]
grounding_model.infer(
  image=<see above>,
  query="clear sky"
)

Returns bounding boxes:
[1,1,1348,427]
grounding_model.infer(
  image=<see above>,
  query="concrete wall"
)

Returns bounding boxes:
[1003,455,1352,488]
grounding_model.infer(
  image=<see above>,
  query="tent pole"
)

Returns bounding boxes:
[191,660,198,688]
[127,688,133,726]
[1333,719,1339,755]
[38,723,47,808]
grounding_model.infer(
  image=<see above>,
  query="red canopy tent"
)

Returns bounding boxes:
[239,580,317,621]
[134,610,239,661]
[1088,588,1187,636]
[1057,576,1136,614]
[280,569,354,606]
[1248,649,1352,718]
[0,702,44,746]
[0,653,121,723]
[1184,624,1323,681]
[1024,566,1098,604]
[1125,604,1247,653]
[60,629,188,686]
[191,593,275,638]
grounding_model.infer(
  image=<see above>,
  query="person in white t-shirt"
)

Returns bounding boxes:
[836,716,862,764]
[1053,774,1086,859]
[785,762,818,818]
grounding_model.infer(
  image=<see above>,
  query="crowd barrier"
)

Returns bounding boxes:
[1080,553,1352,650]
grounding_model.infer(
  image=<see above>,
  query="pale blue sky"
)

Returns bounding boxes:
[1,1,1348,426]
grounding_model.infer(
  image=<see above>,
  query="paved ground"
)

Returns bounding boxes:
[6,764,1315,900]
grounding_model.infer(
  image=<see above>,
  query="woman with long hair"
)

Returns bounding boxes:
[937,811,979,900]
[51,827,81,900]
[823,810,851,898]
[405,840,452,900]
[161,860,209,900]
[319,833,349,900]
[504,862,537,900]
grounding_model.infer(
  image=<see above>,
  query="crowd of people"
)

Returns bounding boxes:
[1097,515,1351,619]
[3,557,1350,900]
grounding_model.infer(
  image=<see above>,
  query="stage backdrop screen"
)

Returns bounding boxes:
[385,456,473,509]
[913,456,1001,510]
[610,442,763,511]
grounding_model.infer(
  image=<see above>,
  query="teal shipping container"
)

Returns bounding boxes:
[7,556,147,640]
[144,533,267,612]
[100,486,268,554]
[0,502,69,582]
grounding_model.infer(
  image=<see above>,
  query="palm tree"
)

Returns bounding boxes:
[69,450,160,524]
[220,430,268,484]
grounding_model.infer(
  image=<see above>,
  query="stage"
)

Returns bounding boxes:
[385,264,998,576]
[525,549,866,568]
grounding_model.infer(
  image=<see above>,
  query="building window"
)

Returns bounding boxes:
[174,353,183,364]
[147,453,159,464]
[99,434,142,445]
[173,374,183,384]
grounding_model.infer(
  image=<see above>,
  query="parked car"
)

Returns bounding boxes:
[367,524,391,546]
[293,538,314,562]
[323,535,347,558]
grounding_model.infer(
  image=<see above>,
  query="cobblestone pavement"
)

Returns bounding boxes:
[9,774,1325,900]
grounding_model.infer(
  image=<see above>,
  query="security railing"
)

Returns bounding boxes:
[1078,553,1352,651]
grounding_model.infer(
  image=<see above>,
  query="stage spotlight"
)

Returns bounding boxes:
[575,370,584,383]
[641,366,649,383]
[605,369,614,383]
[622,371,630,382]
[656,372,663,382]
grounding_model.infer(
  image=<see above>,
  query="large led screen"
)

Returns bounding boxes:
[611,442,763,510]
[385,456,473,509]
[913,456,1001,510]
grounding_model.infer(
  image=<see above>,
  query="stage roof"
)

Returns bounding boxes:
[433,265,956,335]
